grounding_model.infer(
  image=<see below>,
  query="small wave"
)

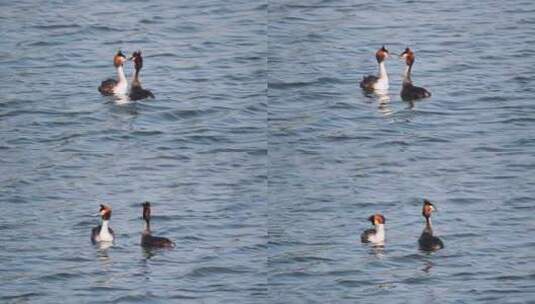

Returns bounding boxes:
[88,25,117,32]
[187,266,251,278]
[336,279,375,287]
[290,256,334,263]
[269,77,342,90]
[26,41,64,47]
[111,294,154,303]
[32,24,80,30]
[321,134,373,142]
[148,52,179,59]
[1,292,45,301]
[131,130,164,136]
[139,18,162,25]
[159,108,214,120]
[476,95,508,102]
[38,272,81,281]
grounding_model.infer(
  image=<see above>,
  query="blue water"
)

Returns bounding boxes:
[0,0,266,303]
[268,0,535,303]
[2,0,535,303]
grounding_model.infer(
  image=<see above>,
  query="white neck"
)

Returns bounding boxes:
[99,220,114,241]
[378,61,388,80]
[375,224,385,239]
[369,224,385,243]
[373,61,389,91]
[113,65,128,95]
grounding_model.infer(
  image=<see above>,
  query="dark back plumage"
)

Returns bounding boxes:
[418,230,444,251]
[141,234,174,248]
[98,79,117,96]
[130,86,155,100]
[360,228,376,243]
[360,75,379,92]
[401,83,431,101]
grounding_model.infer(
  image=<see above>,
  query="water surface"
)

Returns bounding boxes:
[268,0,535,303]
[1,1,266,303]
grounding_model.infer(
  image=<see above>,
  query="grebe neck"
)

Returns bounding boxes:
[116,65,127,84]
[132,68,141,88]
[143,220,151,234]
[375,223,385,235]
[424,217,433,234]
[113,65,128,95]
[378,61,388,80]
[403,64,413,84]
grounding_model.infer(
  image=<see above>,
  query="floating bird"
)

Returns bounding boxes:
[98,50,128,96]
[418,200,444,251]
[360,46,390,93]
[129,51,154,100]
[91,204,115,244]
[400,48,431,101]
[141,202,174,248]
[361,213,386,244]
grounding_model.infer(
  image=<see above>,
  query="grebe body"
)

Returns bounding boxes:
[128,51,154,101]
[360,46,390,93]
[400,48,431,101]
[91,204,115,243]
[98,50,128,96]
[141,202,174,248]
[361,214,386,244]
[418,200,444,251]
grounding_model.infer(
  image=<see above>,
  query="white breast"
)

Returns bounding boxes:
[373,77,389,91]
[99,229,113,242]
[113,82,128,95]
[369,224,385,243]
[99,220,114,242]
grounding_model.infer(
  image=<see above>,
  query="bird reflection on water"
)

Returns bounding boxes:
[421,260,434,273]
[376,91,393,117]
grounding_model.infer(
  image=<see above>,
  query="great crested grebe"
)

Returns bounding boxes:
[98,50,128,96]
[141,202,174,248]
[360,46,390,93]
[361,214,386,244]
[129,51,154,101]
[418,200,444,251]
[400,48,431,101]
[91,204,115,244]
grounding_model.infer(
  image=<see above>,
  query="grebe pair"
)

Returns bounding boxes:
[361,200,444,252]
[98,50,154,100]
[360,46,431,101]
[91,202,174,248]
